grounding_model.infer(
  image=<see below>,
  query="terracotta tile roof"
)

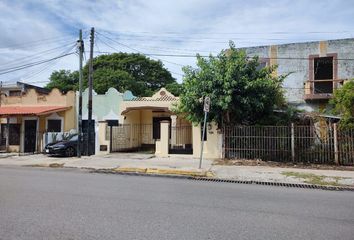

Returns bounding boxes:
[0,106,69,116]
[130,95,179,101]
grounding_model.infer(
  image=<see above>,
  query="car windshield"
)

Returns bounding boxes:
[69,135,78,141]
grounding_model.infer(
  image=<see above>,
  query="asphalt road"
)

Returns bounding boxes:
[0,167,353,240]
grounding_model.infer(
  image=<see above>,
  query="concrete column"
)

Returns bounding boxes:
[170,115,177,147]
[129,123,134,148]
[192,124,201,158]
[98,121,109,154]
[319,41,328,57]
[270,45,278,77]
[159,120,170,157]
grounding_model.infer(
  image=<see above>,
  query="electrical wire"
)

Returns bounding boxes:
[94,33,101,56]
[93,33,185,77]
[100,30,349,45]
[86,49,354,61]
[0,35,75,50]
[127,44,217,54]
[0,52,75,76]
[19,43,77,83]
[96,31,185,67]
[93,31,354,61]
[1,42,77,69]
[102,29,354,36]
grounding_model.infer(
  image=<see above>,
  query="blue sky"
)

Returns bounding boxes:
[0,0,353,86]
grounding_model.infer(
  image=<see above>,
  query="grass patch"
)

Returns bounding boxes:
[282,171,346,186]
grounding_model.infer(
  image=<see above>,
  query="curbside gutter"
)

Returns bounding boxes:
[93,168,354,191]
[21,163,353,191]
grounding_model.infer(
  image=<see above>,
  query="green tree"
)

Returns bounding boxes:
[330,79,354,129]
[177,41,288,127]
[46,52,177,96]
[82,53,176,96]
[165,82,183,96]
[46,70,79,93]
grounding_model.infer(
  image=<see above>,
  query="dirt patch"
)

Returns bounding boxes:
[213,159,354,171]
[282,171,349,186]
[48,163,65,168]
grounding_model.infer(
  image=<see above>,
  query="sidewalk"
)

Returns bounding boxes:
[0,153,213,177]
[0,153,353,187]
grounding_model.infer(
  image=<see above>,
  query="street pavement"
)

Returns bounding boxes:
[0,166,353,240]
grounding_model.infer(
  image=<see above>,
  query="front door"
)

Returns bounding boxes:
[24,120,37,153]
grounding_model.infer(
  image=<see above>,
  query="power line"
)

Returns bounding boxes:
[19,44,77,82]
[92,32,354,61]
[1,42,77,69]
[96,31,185,67]
[84,50,185,77]
[0,35,75,50]
[0,52,75,76]
[87,50,354,61]
[1,80,51,87]
[102,29,354,36]
[126,44,218,54]
[100,30,353,44]
[94,33,101,56]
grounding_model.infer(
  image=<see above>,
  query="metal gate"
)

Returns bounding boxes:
[169,125,193,154]
[108,124,155,152]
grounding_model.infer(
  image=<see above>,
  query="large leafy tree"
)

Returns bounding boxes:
[330,79,354,129]
[177,42,287,127]
[46,52,180,96]
[46,70,79,93]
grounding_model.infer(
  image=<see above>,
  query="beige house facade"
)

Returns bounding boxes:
[100,88,222,159]
[0,88,76,153]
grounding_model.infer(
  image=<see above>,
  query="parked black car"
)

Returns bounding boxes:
[45,134,78,157]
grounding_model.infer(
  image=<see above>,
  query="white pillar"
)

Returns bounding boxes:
[159,120,170,157]
[170,115,177,147]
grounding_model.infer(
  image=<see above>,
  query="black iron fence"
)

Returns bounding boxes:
[223,124,354,165]
[338,129,354,165]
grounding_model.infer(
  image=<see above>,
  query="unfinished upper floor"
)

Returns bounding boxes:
[243,38,354,112]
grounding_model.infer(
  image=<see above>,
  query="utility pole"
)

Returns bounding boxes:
[87,27,94,156]
[0,81,2,107]
[77,29,84,158]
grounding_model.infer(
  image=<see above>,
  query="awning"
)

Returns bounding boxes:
[0,106,70,116]
[121,106,173,115]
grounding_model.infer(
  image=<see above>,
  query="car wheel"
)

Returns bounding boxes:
[65,147,75,157]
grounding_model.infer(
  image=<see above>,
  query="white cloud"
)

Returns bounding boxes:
[1,0,353,86]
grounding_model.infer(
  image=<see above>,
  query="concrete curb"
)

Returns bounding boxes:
[91,169,354,191]
[113,167,214,177]
[20,163,353,191]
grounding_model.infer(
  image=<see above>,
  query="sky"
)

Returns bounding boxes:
[0,0,353,87]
